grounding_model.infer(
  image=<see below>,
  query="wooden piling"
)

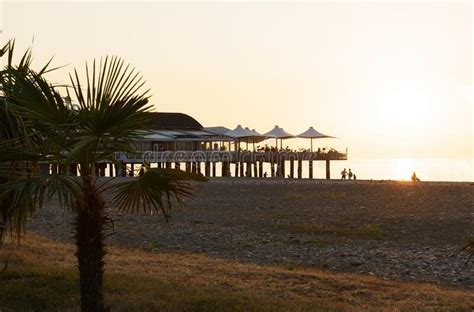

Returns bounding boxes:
[106,150,347,180]
[129,163,134,177]
[245,162,252,177]
[205,162,211,177]
[326,159,330,179]
[222,161,229,177]
[297,158,302,179]
[114,163,122,177]
[70,163,78,176]
[276,160,282,178]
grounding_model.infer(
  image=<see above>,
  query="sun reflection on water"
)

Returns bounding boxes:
[395,158,415,181]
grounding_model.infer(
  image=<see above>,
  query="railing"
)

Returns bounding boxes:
[114,150,348,163]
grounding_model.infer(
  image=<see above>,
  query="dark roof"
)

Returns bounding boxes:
[203,126,231,135]
[150,112,203,130]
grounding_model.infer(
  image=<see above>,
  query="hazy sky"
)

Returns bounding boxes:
[1,1,472,158]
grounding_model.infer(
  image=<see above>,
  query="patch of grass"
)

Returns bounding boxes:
[148,241,167,249]
[301,239,328,247]
[356,224,383,240]
[313,191,346,201]
[285,191,347,201]
[237,239,255,249]
[286,192,305,200]
[105,273,319,312]
[291,223,327,235]
[0,251,325,312]
[0,260,80,311]
[285,260,295,271]
[319,260,330,268]
[1,234,473,312]
[284,223,383,240]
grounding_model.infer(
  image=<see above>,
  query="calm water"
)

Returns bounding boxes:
[316,158,473,182]
[220,158,473,182]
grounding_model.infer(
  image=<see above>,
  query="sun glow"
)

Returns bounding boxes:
[379,89,433,127]
[395,158,415,181]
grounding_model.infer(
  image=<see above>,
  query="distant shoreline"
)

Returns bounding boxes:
[203,177,474,185]
[96,176,474,185]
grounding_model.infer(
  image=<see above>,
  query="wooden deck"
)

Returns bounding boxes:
[114,150,348,164]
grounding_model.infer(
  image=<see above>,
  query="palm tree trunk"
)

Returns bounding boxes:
[0,220,4,246]
[0,177,7,246]
[75,182,107,312]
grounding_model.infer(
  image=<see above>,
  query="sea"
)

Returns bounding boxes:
[218,158,473,182]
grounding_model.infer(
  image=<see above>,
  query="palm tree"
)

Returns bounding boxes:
[0,40,52,244]
[0,43,205,311]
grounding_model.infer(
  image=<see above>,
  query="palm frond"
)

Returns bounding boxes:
[112,168,206,219]
[0,174,82,238]
[462,239,474,263]
[67,56,155,168]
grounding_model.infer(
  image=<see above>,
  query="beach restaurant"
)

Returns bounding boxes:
[72,112,348,179]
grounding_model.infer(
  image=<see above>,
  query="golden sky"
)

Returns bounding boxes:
[1,1,472,158]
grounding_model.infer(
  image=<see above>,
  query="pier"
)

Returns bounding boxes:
[44,112,348,179]
[52,149,347,179]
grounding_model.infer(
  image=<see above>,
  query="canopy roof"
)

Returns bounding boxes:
[243,127,266,143]
[297,126,335,139]
[263,125,295,139]
[204,126,231,136]
[142,129,223,142]
[224,125,254,138]
[150,112,203,130]
[138,112,339,145]
[143,132,175,141]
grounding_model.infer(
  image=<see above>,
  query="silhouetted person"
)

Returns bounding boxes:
[411,171,420,181]
[348,169,353,180]
[341,168,347,180]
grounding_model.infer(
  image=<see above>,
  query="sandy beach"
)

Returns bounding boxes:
[28,178,473,291]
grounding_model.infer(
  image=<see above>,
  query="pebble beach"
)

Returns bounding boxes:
[28,178,474,290]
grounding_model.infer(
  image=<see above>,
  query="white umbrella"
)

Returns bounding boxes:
[224,125,254,138]
[244,127,266,150]
[224,125,254,151]
[244,127,266,142]
[297,126,335,152]
[263,125,295,149]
